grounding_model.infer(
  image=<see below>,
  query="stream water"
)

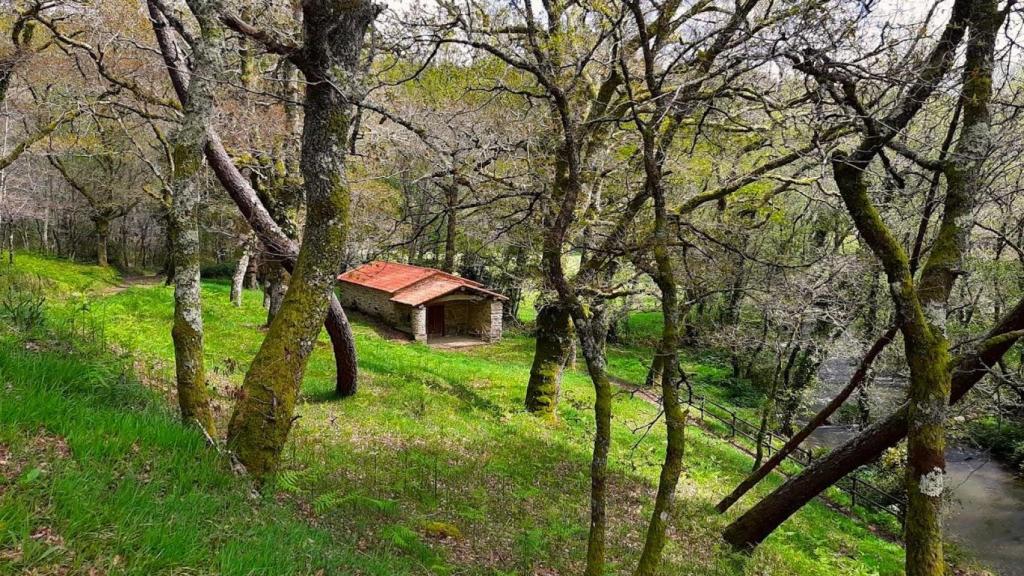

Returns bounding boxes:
[804,355,1024,576]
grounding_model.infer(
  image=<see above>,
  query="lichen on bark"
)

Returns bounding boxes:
[226,0,379,478]
[166,0,226,437]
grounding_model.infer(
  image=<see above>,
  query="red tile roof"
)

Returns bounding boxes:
[338,261,505,306]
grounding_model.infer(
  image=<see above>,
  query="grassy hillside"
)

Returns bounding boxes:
[1,252,120,295]
[0,337,419,575]
[0,255,907,575]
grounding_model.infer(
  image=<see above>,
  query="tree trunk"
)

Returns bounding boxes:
[723,252,746,324]
[226,0,377,477]
[148,0,360,398]
[230,236,254,307]
[442,184,458,273]
[716,327,895,513]
[722,302,1024,549]
[94,217,110,267]
[903,327,949,574]
[571,306,613,576]
[119,215,131,270]
[167,0,223,437]
[264,261,288,325]
[163,209,174,285]
[524,302,574,417]
[325,295,359,397]
[41,205,48,253]
[244,249,259,289]
[752,338,797,471]
[502,245,528,324]
[779,345,821,436]
[643,354,663,388]
[633,156,687,576]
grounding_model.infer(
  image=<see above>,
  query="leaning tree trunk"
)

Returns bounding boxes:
[226,0,378,477]
[722,298,1024,549]
[716,327,895,513]
[525,302,574,417]
[148,0,359,398]
[167,0,223,436]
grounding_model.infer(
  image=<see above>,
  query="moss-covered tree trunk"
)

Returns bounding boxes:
[525,301,574,417]
[903,4,997,571]
[722,6,995,565]
[538,144,615,576]
[167,0,224,436]
[634,150,687,576]
[571,305,613,576]
[226,0,377,477]
[829,153,955,575]
[148,0,360,398]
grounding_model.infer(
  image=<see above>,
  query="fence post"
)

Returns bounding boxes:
[850,476,857,510]
[699,398,705,421]
[730,414,737,438]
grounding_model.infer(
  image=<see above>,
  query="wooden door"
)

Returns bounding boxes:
[427,304,445,336]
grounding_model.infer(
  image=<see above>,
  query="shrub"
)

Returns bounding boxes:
[968,416,1024,473]
[200,261,236,279]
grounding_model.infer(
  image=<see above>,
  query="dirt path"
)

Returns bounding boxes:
[95,274,165,297]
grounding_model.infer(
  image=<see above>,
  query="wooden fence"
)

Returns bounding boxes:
[686,392,907,522]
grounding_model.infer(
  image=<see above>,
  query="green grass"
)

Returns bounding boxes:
[516,290,539,323]
[0,333,422,575]
[617,311,664,346]
[0,252,120,296]
[0,255,907,575]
